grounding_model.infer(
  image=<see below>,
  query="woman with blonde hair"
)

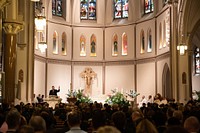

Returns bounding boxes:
[136,118,158,133]
[97,126,121,133]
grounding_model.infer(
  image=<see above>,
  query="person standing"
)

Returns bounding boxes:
[49,86,60,96]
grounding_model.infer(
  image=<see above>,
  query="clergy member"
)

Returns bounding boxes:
[49,86,60,96]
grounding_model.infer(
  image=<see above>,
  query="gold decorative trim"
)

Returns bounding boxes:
[0,0,10,10]
[3,21,23,34]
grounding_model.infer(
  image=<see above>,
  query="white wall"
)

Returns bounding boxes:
[105,65,135,95]
[47,63,71,103]
[34,60,46,97]
[136,62,156,102]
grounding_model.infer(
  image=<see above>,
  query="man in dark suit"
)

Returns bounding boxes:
[49,86,60,96]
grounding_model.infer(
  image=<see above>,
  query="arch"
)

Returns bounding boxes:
[61,32,67,55]
[147,28,152,52]
[112,34,118,56]
[162,63,172,99]
[159,23,162,49]
[140,30,145,53]
[122,32,128,55]
[90,34,96,56]
[53,31,58,54]
[80,34,86,56]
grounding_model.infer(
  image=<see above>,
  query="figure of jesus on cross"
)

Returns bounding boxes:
[80,67,97,96]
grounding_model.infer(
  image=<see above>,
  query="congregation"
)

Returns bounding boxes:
[0,97,199,133]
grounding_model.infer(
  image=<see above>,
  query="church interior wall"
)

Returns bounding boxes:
[16,46,28,102]
[136,62,156,102]
[135,19,156,59]
[156,8,170,55]
[73,65,103,101]
[34,60,46,97]
[73,27,103,61]
[105,64,135,95]
[47,62,71,102]
[105,25,135,61]
[156,57,170,96]
[47,22,72,60]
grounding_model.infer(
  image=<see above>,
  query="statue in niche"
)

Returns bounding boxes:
[80,67,97,96]
[91,41,96,54]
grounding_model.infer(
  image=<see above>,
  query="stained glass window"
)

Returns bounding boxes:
[52,0,63,17]
[90,34,96,56]
[122,33,127,55]
[112,34,118,56]
[53,31,58,54]
[144,0,154,14]
[114,0,129,19]
[62,32,67,55]
[163,0,168,6]
[194,47,200,74]
[147,29,152,52]
[80,0,96,20]
[80,35,86,56]
[140,30,145,53]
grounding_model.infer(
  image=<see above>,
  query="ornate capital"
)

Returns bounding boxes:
[3,21,23,34]
[0,0,10,10]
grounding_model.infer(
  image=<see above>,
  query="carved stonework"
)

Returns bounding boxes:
[80,67,97,96]
[0,0,10,10]
[3,21,23,34]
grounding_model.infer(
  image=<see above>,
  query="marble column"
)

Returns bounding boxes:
[3,22,23,103]
[2,0,23,103]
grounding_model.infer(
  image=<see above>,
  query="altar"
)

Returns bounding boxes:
[44,97,62,108]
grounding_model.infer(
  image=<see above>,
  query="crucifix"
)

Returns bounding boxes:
[80,67,97,96]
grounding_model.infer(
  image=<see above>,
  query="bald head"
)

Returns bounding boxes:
[184,116,200,133]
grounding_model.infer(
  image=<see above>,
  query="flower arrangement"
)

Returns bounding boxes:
[105,89,130,106]
[67,89,77,98]
[126,90,140,99]
[76,89,93,103]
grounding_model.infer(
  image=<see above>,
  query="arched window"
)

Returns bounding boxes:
[80,0,96,20]
[140,30,145,53]
[112,34,118,56]
[114,0,129,19]
[122,32,128,55]
[52,0,63,16]
[159,23,162,49]
[80,35,86,56]
[144,0,154,14]
[194,47,200,74]
[62,32,67,55]
[147,29,152,52]
[53,31,58,54]
[90,34,96,56]
[163,20,166,47]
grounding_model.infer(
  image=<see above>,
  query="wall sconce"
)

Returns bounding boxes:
[38,41,47,53]
[177,43,188,55]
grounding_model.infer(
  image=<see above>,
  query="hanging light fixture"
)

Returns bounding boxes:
[177,43,188,55]
[35,2,46,32]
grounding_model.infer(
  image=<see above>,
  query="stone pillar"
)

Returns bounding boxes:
[2,0,23,103]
